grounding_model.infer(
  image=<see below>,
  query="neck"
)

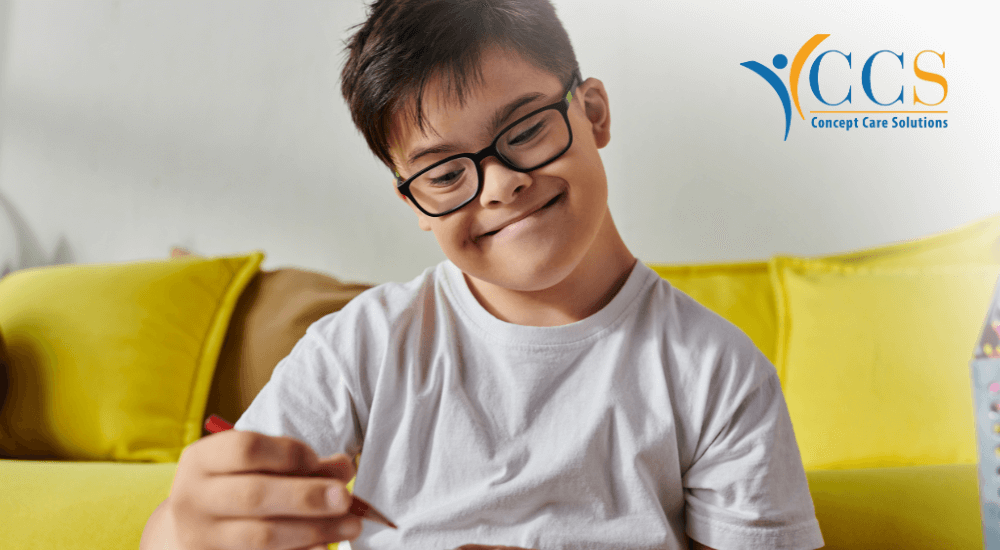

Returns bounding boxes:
[463,211,636,327]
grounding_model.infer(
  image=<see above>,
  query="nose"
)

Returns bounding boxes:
[478,156,532,207]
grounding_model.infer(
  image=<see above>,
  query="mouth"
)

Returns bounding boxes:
[477,192,564,240]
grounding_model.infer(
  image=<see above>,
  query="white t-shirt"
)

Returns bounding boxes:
[234,259,824,550]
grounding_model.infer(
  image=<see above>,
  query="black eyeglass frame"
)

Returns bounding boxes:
[394,76,580,217]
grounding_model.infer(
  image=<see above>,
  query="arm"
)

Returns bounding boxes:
[682,348,823,550]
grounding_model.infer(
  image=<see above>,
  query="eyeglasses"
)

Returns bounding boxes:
[395,76,579,217]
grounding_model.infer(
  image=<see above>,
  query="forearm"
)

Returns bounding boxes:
[139,498,177,550]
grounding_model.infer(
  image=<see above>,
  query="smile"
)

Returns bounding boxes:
[477,192,564,241]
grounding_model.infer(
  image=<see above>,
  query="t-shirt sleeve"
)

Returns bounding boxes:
[232,317,364,460]
[682,343,824,550]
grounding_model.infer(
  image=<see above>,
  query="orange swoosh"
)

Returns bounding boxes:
[790,34,830,120]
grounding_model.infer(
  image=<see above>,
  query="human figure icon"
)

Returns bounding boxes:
[740,54,792,141]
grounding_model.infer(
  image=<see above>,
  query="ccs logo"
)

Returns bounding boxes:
[741,34,948,140]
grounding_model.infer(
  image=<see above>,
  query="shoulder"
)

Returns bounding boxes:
[640,266,777,402]
[644,269,764,363]
[311,262,443,328]
[300,261,455,361]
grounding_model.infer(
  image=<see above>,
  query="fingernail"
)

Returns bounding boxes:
[326,486,344,509]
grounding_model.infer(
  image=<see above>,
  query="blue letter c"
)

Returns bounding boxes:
[809,50,852,106]
[862,50,904,107]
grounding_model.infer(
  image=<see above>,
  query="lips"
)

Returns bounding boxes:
[477,193,563,240]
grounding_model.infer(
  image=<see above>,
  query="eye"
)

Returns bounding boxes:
[507,120,545,146]
[429,168,465,187]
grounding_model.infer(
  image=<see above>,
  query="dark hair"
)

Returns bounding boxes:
[340,0,582,171]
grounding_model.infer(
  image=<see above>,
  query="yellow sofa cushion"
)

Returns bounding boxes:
[0,458,177,549]
[772,257,999,470]
[0,252,263,462]
[806,463,981,549]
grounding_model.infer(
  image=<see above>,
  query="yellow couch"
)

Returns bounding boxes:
[2,214,998,549]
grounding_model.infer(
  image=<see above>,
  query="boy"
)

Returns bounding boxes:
[141,1,824,549]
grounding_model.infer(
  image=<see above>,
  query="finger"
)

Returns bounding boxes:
[307,453,356,482]
[187,473,354,519]
[188,431,323,477]
[205,516,362,550]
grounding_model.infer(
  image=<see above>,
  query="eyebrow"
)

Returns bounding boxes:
[405,90,546,167]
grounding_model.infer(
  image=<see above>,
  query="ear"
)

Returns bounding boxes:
[393,178,433,232]
[577,77,611,149]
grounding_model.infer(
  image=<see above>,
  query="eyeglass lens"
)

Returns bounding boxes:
[408,108,570,215]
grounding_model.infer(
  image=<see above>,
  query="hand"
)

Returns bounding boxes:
[166,429,361,550]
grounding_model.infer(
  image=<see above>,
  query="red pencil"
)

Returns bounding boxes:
[203,414,397,529]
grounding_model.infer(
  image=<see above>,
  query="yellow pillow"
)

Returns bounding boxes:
[772,257,999,470]
[646,214,1000,370]
[0,251,264,462]
[814,211,1000,267]
[648,261,777,364]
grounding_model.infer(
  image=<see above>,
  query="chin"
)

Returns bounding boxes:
[478,256,579,292]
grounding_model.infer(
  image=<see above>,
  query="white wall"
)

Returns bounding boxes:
[0,0,996,284]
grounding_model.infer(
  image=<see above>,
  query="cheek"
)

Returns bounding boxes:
[563,153,607,203]
[429,217,476,250]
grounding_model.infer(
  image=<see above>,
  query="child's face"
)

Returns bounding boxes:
[390,48,611,293]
